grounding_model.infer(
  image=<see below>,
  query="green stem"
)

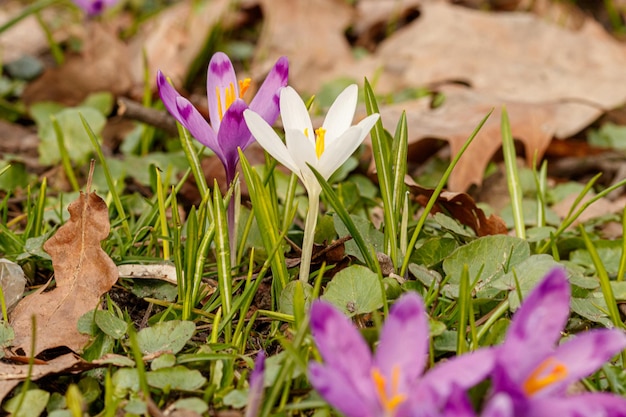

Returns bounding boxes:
[299,189,320,282]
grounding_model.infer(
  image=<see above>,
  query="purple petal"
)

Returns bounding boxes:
[417,349,495,406]
[374,293,428,394]
[309,362,378,417]
[502,268,570,378]
[216,99,251,181]
[309,301,373,377]
[157,70,184,122]
[174,96,222,161]
[245,351,265,417]
[248,56,289,130]
[441,387,478,417]
[526,394,626,417]
[73,0,117,15]
[482,394,515,417]
[207,52,238,132]
[535,329,626,397]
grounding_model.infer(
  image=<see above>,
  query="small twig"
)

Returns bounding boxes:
[117,97,178,136]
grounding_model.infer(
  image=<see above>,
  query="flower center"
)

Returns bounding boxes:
[371,365,407,416]
[522,357,568,396]
[216,78,251,120]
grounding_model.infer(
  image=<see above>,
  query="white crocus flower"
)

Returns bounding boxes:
[244,84,379,282]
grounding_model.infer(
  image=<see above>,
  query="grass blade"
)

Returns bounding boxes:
[400,109,493,276]
[501,107,525,239]
[364,79,398,267]
[309,165,376,270]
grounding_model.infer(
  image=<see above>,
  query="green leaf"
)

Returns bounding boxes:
[38,107,106,165]
[412,237,458,267]
[571,240,623,277]
[170,398,209,414]
[146,366,207,391]
[487,254,562,309]
[136,320,195,354]
[112,368,140,398]
[223,389,249,408]
[571,293,612,327]
[0,321,14,348]
[443,235,530,291]
[279,280,313,315]
[408,264,442,288]
[333,214,383,264]
[3,389,50,417]
[81,92,114,116]
[94,310,128,339]
[239,151,289,291]
[151,353,177,370]
[321,265,383,316]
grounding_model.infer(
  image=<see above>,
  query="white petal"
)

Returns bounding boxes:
[285,128,320,192]
[355,113,380,142]
[317,126,362,179]
[280,86,313,141]
[244,110,299,174]
[322,84,358,147]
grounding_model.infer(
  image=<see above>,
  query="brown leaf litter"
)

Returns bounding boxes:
[0,184,117,402]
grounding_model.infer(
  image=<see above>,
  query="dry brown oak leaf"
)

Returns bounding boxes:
[9,191,118,357]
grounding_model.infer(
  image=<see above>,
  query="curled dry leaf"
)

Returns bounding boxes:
[0,353,95,403]
[9,191,117,356]
[405,176,508,236]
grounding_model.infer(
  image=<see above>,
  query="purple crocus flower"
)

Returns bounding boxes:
[487,268,626,417]
[245,351,265,417]
[309,293,495,417]
[157,53,288,248]
[157,53,288,188]
[73,0,118,15]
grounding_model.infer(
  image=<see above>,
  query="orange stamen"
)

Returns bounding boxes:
[522,357,568,396]
[239,78,252,98]
[371,366,407,415]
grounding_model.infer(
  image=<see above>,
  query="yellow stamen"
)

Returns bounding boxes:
[371,366,407,415]
[216,86,224,120]
[239,78,251,97]
[215,79,251,121]
[522,357,568,396]
[315,128,326,159]
[225,82,236,109]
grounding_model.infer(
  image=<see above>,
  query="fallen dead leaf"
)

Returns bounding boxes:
[128,0,231,95]
[118,263,177,285]
[0,352,95,403]
[350,1,626,190]
[9,191,118,356]
[253,0,354,94]
[405,176,508,236]
[380,85,562,191]
[0,2,51,63]
[249,0,626,190]
[551,193,626,227]
[22,23,133,106]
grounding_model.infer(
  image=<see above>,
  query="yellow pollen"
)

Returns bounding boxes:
[371,366,407,415]
[315,128,326,159]
[215,79,251,121]
[522,358,568,396]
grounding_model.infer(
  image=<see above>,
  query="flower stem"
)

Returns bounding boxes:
[299,190,320,282]
[226,169,237,266]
